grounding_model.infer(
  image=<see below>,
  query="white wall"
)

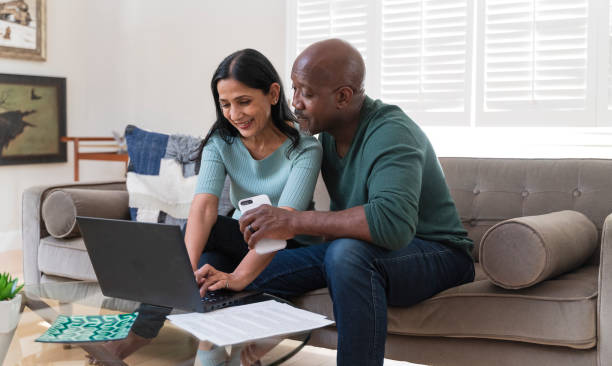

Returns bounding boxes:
[0,0,287,250]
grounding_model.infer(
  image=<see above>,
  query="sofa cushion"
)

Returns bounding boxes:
[41,188,130,238]
[480,210,597,289]
[293,264,598,349]
[38,236,97,281]
[125,125,232,228]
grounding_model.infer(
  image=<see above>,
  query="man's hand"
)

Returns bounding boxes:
[194,264,246,296]
[239,205,298,249]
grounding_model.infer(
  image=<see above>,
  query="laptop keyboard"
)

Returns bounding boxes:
[201,290,260,312]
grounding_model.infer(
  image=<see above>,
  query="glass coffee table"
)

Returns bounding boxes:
[3,281,310,366]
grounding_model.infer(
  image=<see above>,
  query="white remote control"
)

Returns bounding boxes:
[238,194,287,254]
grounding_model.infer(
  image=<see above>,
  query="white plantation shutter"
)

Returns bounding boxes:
[381,0,471,122]
[292,0,471,125]
[290,0,604,127]
[478,0,595,126]
[295,0,369,58]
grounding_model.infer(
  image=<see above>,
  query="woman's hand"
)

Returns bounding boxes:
[194,264,248,296]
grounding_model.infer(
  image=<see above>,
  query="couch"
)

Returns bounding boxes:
[22,158,612,366]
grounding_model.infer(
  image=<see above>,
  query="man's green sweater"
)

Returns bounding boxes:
[319,96,474,256]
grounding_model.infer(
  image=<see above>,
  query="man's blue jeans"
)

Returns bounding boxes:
[133,217,474,366]
[248,237,474,366]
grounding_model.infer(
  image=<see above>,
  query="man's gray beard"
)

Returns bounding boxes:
[297,121,313,136]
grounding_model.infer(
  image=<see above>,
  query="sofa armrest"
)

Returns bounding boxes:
[598,213,612,366]
[21,180,126,285]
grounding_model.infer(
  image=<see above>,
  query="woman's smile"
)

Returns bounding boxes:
[234,118,255,130]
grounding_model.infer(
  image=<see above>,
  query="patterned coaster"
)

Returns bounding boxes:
[35,312,138,343]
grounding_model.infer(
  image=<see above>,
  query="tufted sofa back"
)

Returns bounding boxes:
[439,158,612,261]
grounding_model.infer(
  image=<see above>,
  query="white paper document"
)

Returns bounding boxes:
[167,300,334,346]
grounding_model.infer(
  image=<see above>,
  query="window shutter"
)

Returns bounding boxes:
[380,0,471,115]
[480,0,592,125]
[290,0,599,127]
[295,0,369,57]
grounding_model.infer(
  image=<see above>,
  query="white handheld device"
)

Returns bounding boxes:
[238,194,287,254]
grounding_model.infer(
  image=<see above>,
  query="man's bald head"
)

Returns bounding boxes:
[290,39,366,137]
[292,39,365,94]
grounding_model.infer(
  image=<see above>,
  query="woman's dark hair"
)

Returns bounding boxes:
[195,48,299,163]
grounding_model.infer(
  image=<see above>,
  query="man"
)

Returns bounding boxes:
[239,38,475,365]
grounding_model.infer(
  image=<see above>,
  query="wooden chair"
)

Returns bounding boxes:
[60,137,128,181]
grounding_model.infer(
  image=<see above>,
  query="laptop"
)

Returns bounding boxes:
[76,216,260,313]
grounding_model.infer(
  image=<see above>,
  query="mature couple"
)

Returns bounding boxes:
[106,39,475,366]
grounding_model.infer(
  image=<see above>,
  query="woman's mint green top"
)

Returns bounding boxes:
[195,131,322,220]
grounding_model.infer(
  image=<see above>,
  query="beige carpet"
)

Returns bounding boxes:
[261,340,419,365]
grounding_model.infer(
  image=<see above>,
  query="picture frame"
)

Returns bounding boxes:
[0,0,46,61]
[0,73,66,165]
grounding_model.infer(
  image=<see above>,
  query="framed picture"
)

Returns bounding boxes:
[0,0,46,61]
[0,73,66,165]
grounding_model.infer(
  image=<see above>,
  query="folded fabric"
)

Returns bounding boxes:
[479,210,598,289]
[125,125,232,228]
[42,188,129,238]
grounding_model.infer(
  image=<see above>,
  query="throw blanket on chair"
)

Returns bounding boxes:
[124,124,232,229]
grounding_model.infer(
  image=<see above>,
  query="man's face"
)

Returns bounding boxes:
[290,67,338,136]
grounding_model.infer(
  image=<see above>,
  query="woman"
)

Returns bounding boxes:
[186,48,322,293]
[101,49,322,364]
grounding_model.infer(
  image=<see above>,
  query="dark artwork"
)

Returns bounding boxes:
[0,73,65,165]
[0,109,35,154]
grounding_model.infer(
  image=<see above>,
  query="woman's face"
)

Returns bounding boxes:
[217,78,279,139]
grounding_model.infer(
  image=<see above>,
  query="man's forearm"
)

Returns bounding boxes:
[240,205,373,247]
[292,206,372,243]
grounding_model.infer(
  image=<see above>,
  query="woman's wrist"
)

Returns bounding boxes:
[188,250,200,271]
[229,270,252,291]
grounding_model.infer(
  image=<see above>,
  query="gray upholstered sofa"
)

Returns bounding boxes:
[22,158,612,366]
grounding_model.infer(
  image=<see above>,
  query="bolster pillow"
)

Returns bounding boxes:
[42,188,130,238]
[479,210,598,290]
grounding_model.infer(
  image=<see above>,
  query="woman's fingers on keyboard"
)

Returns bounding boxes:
[204,273,227,291]
[195,264,216,283]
